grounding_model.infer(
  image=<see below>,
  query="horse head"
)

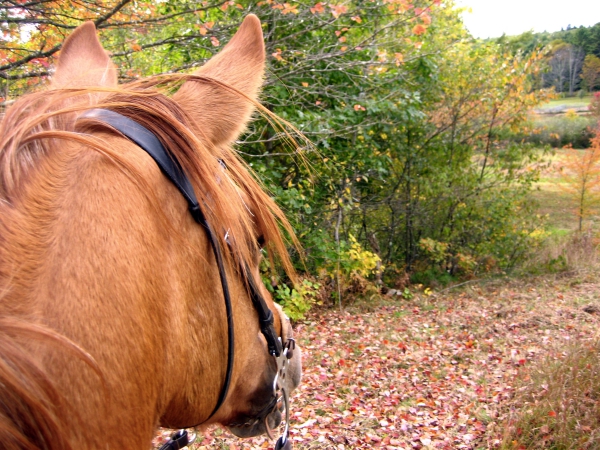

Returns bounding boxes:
[0,14,301,449]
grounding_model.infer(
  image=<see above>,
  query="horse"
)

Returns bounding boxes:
[0,14,301,450]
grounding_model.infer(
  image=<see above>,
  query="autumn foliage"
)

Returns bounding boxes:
[2,1,553,301]
[559,128,600,231]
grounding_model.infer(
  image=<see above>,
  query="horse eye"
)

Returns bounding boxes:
[257,235,265,249]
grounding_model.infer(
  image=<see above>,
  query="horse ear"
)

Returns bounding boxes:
[173,14,265,147]
[52,22,117,88]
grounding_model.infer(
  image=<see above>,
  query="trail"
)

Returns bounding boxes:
[156,273,600,449]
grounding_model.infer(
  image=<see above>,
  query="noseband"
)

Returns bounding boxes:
[80,109,294,449]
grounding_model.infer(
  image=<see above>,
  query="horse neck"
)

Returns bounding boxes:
[0,136,232,445]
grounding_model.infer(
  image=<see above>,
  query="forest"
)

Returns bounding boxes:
[3,2,600,449]
[2,0,567,313]
[494,22,600,96]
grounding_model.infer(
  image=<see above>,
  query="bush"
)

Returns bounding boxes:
[520,231,600,275]
[525,113,596,148]
[271,279,322,322]
[590,92,600,118]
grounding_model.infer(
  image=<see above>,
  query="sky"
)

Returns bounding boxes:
[454,0,600,39]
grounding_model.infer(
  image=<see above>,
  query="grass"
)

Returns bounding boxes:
[543,95,592,109]
[528,147,600,236]
[500,339,600,450]
[548,95,592,106]
[504,140,600,449]
[526,113,596,148]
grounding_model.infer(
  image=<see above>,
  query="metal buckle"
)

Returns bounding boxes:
[265,338,295,444]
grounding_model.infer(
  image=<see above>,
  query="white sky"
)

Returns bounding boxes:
[454,0,600,39]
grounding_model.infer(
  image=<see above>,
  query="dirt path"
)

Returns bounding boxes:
[155,273,600,449]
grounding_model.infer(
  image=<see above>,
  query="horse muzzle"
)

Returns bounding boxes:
[227,395,282,438]
[229,337,301,439]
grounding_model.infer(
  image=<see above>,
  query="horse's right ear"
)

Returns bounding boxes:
[173,14,265,148]
[52,22,117,88]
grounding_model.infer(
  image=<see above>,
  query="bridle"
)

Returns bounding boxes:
[79,109,294,449]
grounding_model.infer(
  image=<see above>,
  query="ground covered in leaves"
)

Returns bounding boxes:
[154,272,600,449]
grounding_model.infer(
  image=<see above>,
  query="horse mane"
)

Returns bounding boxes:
[0,74,298,449]
[0,75,297,278]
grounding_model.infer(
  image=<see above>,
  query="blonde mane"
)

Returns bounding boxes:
[0,77,296,280]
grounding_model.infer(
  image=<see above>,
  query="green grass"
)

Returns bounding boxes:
[537,95,592,112]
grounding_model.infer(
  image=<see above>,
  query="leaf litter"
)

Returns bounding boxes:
[154,274,600,449]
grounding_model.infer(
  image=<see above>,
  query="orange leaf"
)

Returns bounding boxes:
[272,48,283,61]
[394,52,404,66]
[310,2,324,14]
[330,4,347,18]
[412,24,427,35]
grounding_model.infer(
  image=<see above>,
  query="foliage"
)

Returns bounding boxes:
[581,54,600,92]
[525,113,596,148]
[3,1,556,311]
[558,129,600,231]
[590,91,600,117]
[493,23,600,96]
[271,279,322,322]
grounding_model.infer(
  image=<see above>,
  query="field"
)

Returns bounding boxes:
[535,96,592,114]
[529,146,600,236]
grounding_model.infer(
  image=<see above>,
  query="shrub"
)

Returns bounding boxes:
[272,279,322,322]
[525,113,596,149]
[589,92,600,118]
[521,231,600,275]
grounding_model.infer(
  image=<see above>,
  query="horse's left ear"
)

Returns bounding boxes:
[173,14,265,148]
[52,21,118,88]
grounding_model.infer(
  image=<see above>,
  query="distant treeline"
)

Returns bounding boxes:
[491,23,600,96]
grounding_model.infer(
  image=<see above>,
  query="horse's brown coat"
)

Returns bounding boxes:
[0,15,301,450]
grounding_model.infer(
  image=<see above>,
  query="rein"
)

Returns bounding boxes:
[79,109,293,449]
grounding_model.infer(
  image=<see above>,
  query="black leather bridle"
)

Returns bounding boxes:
[79,109,294,449]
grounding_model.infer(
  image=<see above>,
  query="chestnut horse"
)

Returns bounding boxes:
[0,15,301,450]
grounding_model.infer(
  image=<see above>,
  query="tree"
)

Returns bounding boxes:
[559,130,600,232]
[581,54,600,92]
[2,0,553,299]
[545,42,585,95]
